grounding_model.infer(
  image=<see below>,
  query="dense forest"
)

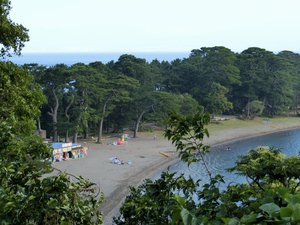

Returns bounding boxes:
[25,47,300,142]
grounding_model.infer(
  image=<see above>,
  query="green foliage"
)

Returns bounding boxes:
[191,47,241,88]
[30,46,300,139]
[116,112,300,225]
[0,62,45,144]
[234,47,293,116]
[0,170,104,224]
[0,62,104,224]
[0,0,29,57]
[0,2,104,223]
[113,54,160,137]
[244,100,264,119]
[228,146,300,190]
[204,82,233,116]
[278,51,300,114]
[188,47,240,108]
[114,172,199,225]
[151,92,201,126]
[164,110,210,167]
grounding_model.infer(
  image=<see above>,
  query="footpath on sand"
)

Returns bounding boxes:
[51,117,300,224]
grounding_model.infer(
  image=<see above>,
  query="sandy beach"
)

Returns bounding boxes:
[50,117,300,224]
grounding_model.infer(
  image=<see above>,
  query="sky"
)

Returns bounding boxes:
[10,0,300,53]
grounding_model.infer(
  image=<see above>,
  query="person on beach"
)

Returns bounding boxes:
[111,157,124,165]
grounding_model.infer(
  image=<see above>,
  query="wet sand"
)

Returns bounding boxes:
[50,118,300,224]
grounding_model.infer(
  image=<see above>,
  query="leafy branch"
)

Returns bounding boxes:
[164,110,212,180]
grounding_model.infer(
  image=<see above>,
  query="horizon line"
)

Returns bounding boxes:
[18,49,300,55]
[19,51,191,54]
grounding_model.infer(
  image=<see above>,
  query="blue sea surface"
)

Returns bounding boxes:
[9,52,190,66]
[159,128,300,189]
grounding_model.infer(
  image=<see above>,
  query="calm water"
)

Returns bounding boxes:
[9,52,189,66]
[168,128,300,187]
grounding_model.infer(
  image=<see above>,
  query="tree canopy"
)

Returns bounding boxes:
[0,0,29,57]
[0,1,103,224]
[29,46,300,141]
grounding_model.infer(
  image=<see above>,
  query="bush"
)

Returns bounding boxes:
[115,111,300,224]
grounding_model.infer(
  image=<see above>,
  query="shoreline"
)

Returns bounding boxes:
[103,121,300,224]
[207,125,300,148]
[51,118,300,224]
[102,121,300,224]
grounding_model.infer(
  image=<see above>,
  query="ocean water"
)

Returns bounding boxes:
[163,128,300,189]
[9,52,190,66]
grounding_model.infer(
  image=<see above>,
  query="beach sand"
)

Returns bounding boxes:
[51,118,300,224]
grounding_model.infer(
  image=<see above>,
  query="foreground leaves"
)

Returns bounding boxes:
[0,62,104,224]
[115,111,300,224]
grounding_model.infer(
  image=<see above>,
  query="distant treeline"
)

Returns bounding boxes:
[24,46,300,142]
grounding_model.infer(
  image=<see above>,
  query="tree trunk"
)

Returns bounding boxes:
[247,99,250,119]
[296,97,298,115]
[73,131,78,143]
[97,114,106,144]
[106,119,109,134]
[73,126,78,143]
[133,110,146,138]
[65,130,69,143]
[48,88,59,142]
[97,97,110,143]
[83,120,89,139]
[37,117,41,131]
[263,97,267,115]
[65,94,74,143]
[97,119,103,143]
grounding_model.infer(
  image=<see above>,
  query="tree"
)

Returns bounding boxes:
[91,60,139,142]
[234,47,293,116]
[0,1,104,223]
[190,47,240,89]
[244,100,264,119]
[67,63,100,142]
[163,47,240,111]
[204,82,233,116]
[0,0,29,57]
[169,58,200,94]
[150,92,201,127]
[38,64,70,141]
[22,63,48,132]
[277,51,300,115]
[160,59,184,93]
[114,172,198,225]
[0,62,104,224]
[95,74,138,143]
[113,54,159,138]
[189,47,240,106]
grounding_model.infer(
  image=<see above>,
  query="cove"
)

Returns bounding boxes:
[168,128,300,187]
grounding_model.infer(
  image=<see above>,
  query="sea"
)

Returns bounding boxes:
[165,128,300,189]
[9,52,190,66]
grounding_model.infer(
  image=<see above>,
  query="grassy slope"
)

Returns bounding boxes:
[207,116,300,136]
[152,116,300,141]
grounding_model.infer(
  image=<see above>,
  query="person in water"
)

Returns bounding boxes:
[226,146,231,151]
